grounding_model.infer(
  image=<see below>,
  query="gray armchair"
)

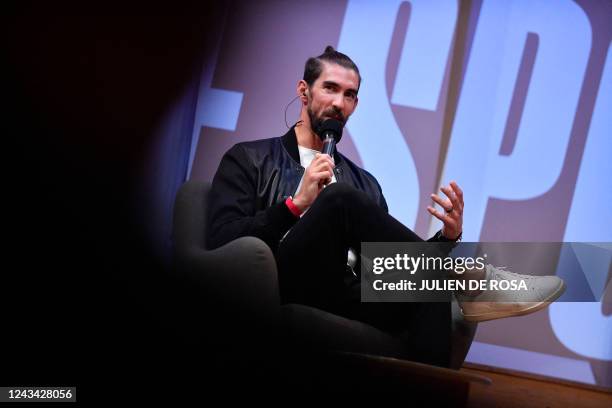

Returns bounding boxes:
[171,180,477,371]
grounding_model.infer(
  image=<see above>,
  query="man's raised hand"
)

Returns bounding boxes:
[292,153,335,212]
[427,181,464,240]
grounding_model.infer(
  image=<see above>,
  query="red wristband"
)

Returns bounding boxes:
[285,196,303,218]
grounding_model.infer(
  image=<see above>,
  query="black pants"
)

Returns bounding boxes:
[276,182,451,366]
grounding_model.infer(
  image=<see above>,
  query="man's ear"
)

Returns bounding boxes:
[297,80,308,103]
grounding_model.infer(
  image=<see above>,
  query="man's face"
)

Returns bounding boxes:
[306,62,359,133]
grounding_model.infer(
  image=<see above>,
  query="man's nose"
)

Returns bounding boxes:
[332,94,345,111]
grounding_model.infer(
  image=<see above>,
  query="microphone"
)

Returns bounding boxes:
[316,118,343,156]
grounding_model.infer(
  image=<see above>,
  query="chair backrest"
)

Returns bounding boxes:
[172,180,211,253]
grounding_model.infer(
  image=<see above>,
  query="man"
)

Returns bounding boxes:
[207,46,564,366]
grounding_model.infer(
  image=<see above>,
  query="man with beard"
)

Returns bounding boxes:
[206,46,564,367]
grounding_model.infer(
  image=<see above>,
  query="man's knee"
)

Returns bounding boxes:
[313,183,380,219]
[317,182,362,209]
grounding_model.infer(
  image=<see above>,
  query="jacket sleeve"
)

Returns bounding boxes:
[427,229,456,242]
[206,144,299,251]
[373,178,389,213]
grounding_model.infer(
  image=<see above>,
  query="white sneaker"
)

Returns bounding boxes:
[458,264,566,322]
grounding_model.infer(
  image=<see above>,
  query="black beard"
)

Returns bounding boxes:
[308,106,346,137]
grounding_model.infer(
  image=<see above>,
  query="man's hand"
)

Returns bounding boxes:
[293,153,334,212]
[427,181,464,240]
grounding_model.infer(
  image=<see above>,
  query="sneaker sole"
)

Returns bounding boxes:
[461,279,566,323]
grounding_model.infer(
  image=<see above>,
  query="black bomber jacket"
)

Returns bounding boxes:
[206,126,449,252]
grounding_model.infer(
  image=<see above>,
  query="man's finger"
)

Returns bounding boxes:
[440,186,460,210]
[314,155,335,168]
[450,181,464,206]
[313,162,334,174]
[430,193,453,212]
[450,181,463,199]
[427,206,453,224]
[313,170,333,182]
[317,153,333,162]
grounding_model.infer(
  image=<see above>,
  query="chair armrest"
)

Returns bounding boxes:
[175,236,280,318]
[172,236,281,346]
